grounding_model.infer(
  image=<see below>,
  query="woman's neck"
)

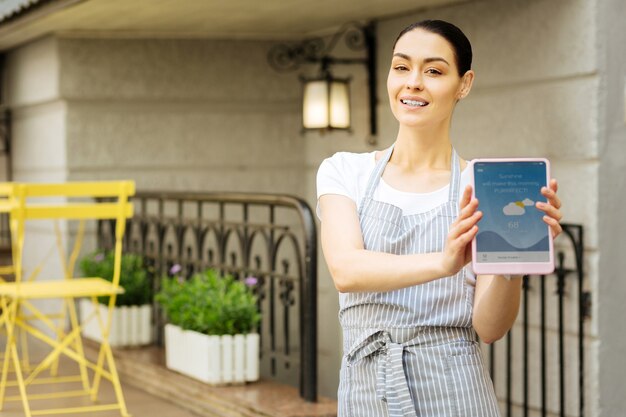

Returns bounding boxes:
[391,123,452,173]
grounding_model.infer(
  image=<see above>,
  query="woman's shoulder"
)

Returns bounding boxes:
[319,150,377,176]
[316,150,377,207]
[323,150,377,166]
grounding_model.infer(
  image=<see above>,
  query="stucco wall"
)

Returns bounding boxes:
[3,36,68,328]
[58,38,305,194]
[5,36,66,182]
[596,0,626,415]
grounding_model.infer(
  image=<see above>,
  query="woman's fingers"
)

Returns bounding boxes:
[459,185,473,210]
[450,210,482,239]
[536,201,562,221]
[543,215,563,238]
[541,180,561,209]
[550,178,559,193]
[538,179,562,238]
[444,188,481,274]
[458,197,479,223]
[459,224,479,244]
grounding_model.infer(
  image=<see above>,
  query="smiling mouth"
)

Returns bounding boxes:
[401,99,428,107]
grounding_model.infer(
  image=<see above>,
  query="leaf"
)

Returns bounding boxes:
[155,268,261,335]
[79,251,153,307]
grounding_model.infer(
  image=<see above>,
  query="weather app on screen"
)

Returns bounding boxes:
[474,161,549,263]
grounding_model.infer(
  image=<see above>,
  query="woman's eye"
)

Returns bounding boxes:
[394,65,408,71]
[426,68,442,75]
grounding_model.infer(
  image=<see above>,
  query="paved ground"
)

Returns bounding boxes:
[0,339,198,417]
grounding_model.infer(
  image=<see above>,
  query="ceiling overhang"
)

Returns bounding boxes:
[0,0,471,51]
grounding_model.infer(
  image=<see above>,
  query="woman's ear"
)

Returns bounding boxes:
[457,70,475,100]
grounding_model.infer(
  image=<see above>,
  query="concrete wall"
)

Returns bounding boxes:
[596,0,626,415]
[5,36,66,183]
[3,36,68,325]
[58,37,304,194]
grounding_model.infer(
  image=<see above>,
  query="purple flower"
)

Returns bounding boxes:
[94,253,105,262]
[244,276,258,286]
[170,264,182,275]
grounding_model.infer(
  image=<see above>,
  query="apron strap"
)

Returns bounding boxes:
[347,330,417,417]
[357,144,395,215]
[358,144,462,214]
[448,148,461,203]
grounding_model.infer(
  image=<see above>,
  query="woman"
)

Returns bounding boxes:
[317,20,562,416]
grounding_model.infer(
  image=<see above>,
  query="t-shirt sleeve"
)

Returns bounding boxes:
[316,153,358,220]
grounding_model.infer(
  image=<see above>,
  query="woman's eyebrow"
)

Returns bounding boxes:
[423,57,449,66]
[392,52,412,60]
[392,53,450,66]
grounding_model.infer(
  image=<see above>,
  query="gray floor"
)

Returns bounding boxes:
[0,383,197,417]
[0,339,197,417]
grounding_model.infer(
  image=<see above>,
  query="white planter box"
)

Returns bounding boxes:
[79,299,153,347]
[164,323,259,384]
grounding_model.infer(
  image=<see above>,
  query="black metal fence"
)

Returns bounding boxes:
[96,191,318,402]
[486,223,588,417]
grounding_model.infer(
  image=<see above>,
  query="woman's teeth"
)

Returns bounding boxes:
[401,99,427,107]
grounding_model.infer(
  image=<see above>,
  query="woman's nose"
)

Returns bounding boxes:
[406,71,424,90]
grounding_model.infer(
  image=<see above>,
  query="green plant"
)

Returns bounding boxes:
[156,269,261,336]
[79,251,152,306]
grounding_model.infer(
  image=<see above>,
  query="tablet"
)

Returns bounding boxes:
[470,158,554,275]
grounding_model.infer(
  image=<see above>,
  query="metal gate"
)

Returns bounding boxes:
[486,224,588,417]
[98,191,318,402]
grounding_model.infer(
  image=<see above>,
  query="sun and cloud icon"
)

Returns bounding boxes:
[503,198,535,216]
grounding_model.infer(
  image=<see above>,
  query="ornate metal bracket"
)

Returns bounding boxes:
[268,21,378,144]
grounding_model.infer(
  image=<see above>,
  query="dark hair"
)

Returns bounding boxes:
[393,20,472,76]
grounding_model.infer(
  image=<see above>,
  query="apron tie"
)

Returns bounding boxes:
[347,331,417,417]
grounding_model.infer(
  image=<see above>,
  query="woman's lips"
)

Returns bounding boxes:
[400,98,429,107]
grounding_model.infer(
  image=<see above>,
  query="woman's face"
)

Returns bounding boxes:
[387,28,472,129]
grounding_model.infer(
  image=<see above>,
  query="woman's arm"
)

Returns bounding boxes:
[472,179,563,343]
[319,186,481,293]
[472,274,523,344]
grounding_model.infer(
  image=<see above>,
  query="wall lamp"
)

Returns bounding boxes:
[268,22,377,144]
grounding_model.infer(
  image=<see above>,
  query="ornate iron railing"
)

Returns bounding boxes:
[97,191,318,402]
[486,223,588,417]
[0,107,11,252]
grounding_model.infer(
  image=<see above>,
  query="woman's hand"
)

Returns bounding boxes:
[536,179,563,238]
[442,185,482,276]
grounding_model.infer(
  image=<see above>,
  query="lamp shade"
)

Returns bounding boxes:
[302,77,351,130]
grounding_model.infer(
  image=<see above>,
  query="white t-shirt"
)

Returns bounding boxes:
[316,150,471,219]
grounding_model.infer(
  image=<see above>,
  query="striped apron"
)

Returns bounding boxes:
[337,145,500,417]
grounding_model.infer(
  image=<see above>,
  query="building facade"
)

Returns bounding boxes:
[1,0,624,415]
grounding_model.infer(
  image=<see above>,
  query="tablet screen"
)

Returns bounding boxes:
[473,161,549,263]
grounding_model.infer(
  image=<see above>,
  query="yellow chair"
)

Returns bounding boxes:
[0,182,76,378]
[0,183,84,374]
[0,181,134,417]
[0,183,21,371]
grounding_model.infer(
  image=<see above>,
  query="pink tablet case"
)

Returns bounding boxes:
[470,158,555,276]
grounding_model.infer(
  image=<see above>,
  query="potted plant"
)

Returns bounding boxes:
[79,251,154,347]
[156,268,261,384]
